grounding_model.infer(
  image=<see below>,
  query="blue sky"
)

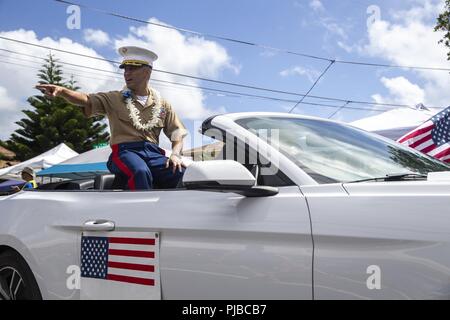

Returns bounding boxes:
[0,0,449,148]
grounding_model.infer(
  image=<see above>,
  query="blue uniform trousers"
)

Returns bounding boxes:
[107,141,184,190]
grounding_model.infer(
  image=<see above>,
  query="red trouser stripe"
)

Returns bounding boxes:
[111,144,136,190]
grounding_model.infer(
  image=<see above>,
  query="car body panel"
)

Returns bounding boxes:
[2,112,450,300]
[1,186,313,299]
[302,182,450,299]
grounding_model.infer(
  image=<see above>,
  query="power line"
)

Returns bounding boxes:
[152,79,393,112]
[0,49,45,62]
[0,36,118,64]
[53,0,333,63]
[52,0,450,72]
[3,49,329,106]
[0,58,395,113]
[0,48,120,76]
[289,60,335,113]
[0,59,122,82]
[0,53,121,80]
[335,60,450,72]
[0,38,418,110]
[328,101,350,119]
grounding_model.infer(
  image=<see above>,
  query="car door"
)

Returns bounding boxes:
[69,183,313,299]
[302,181,450,299]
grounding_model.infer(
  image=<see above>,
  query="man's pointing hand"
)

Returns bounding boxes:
[35,84,64,98]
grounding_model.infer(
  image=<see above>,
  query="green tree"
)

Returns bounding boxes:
[5,54,109,161]
[435,0,450,61]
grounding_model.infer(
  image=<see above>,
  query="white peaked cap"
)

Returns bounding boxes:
[118,46,158,68]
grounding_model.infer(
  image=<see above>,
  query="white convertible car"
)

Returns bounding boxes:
[1,112,450,300]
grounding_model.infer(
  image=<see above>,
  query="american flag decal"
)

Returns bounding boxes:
[81,233,158,287]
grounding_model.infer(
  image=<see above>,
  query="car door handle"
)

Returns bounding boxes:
[83,220,115,232]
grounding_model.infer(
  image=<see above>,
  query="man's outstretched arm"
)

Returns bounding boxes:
[35,84,90,107]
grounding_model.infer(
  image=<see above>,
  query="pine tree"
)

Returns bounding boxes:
[435,0,450,61]
[5,54,109,161]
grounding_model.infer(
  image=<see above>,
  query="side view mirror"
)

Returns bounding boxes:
[183,160,278,197]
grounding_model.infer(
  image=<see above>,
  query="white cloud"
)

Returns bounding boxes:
[0,29,118,140]
[306,0,349,41]
[363,0,450,108]
[260,49,278,58]
[0,29,117,95]
[0,86,21,140]
[319,17,348,40]
[280,66,321,83]
[390,0,444,23]
[0,86,18,111]
[114,18,238,120]
[0,20,237,142]
[337,40,356,53]
[309,0,325,12]
[83,28,111,46]
[371,76,425,106]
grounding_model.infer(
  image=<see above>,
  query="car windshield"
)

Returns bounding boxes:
[236,116,450,184]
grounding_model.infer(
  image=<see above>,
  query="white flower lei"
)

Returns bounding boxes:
[122,86,163,132]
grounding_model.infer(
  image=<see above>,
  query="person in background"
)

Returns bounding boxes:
[11,166,38,192]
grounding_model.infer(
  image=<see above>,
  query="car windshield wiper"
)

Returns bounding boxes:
[348,173,427,183]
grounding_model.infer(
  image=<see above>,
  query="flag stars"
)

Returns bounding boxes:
[81,236,109,279]
[431,109,450,147]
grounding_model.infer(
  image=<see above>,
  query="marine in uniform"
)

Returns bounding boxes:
[36,46,188,190]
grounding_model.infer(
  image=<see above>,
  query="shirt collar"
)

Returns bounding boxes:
[130,88,154,109]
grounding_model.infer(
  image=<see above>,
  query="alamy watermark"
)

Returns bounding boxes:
[367,5,381,29]
[66,5,81,30]
[66,265,81,290]
[366,265,381,290]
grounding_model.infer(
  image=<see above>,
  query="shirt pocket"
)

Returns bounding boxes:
[116,108,132,123]
[141,108,165,128]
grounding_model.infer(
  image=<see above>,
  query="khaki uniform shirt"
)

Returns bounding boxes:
[83,89,187,145]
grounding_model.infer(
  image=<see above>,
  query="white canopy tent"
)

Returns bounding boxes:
[37,146,112,179]
[349,104,438,141]
[37,146,194,179]
[0,143,79,179]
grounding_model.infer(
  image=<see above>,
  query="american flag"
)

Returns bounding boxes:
[397,106,450,163]
[81,234,157,286]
